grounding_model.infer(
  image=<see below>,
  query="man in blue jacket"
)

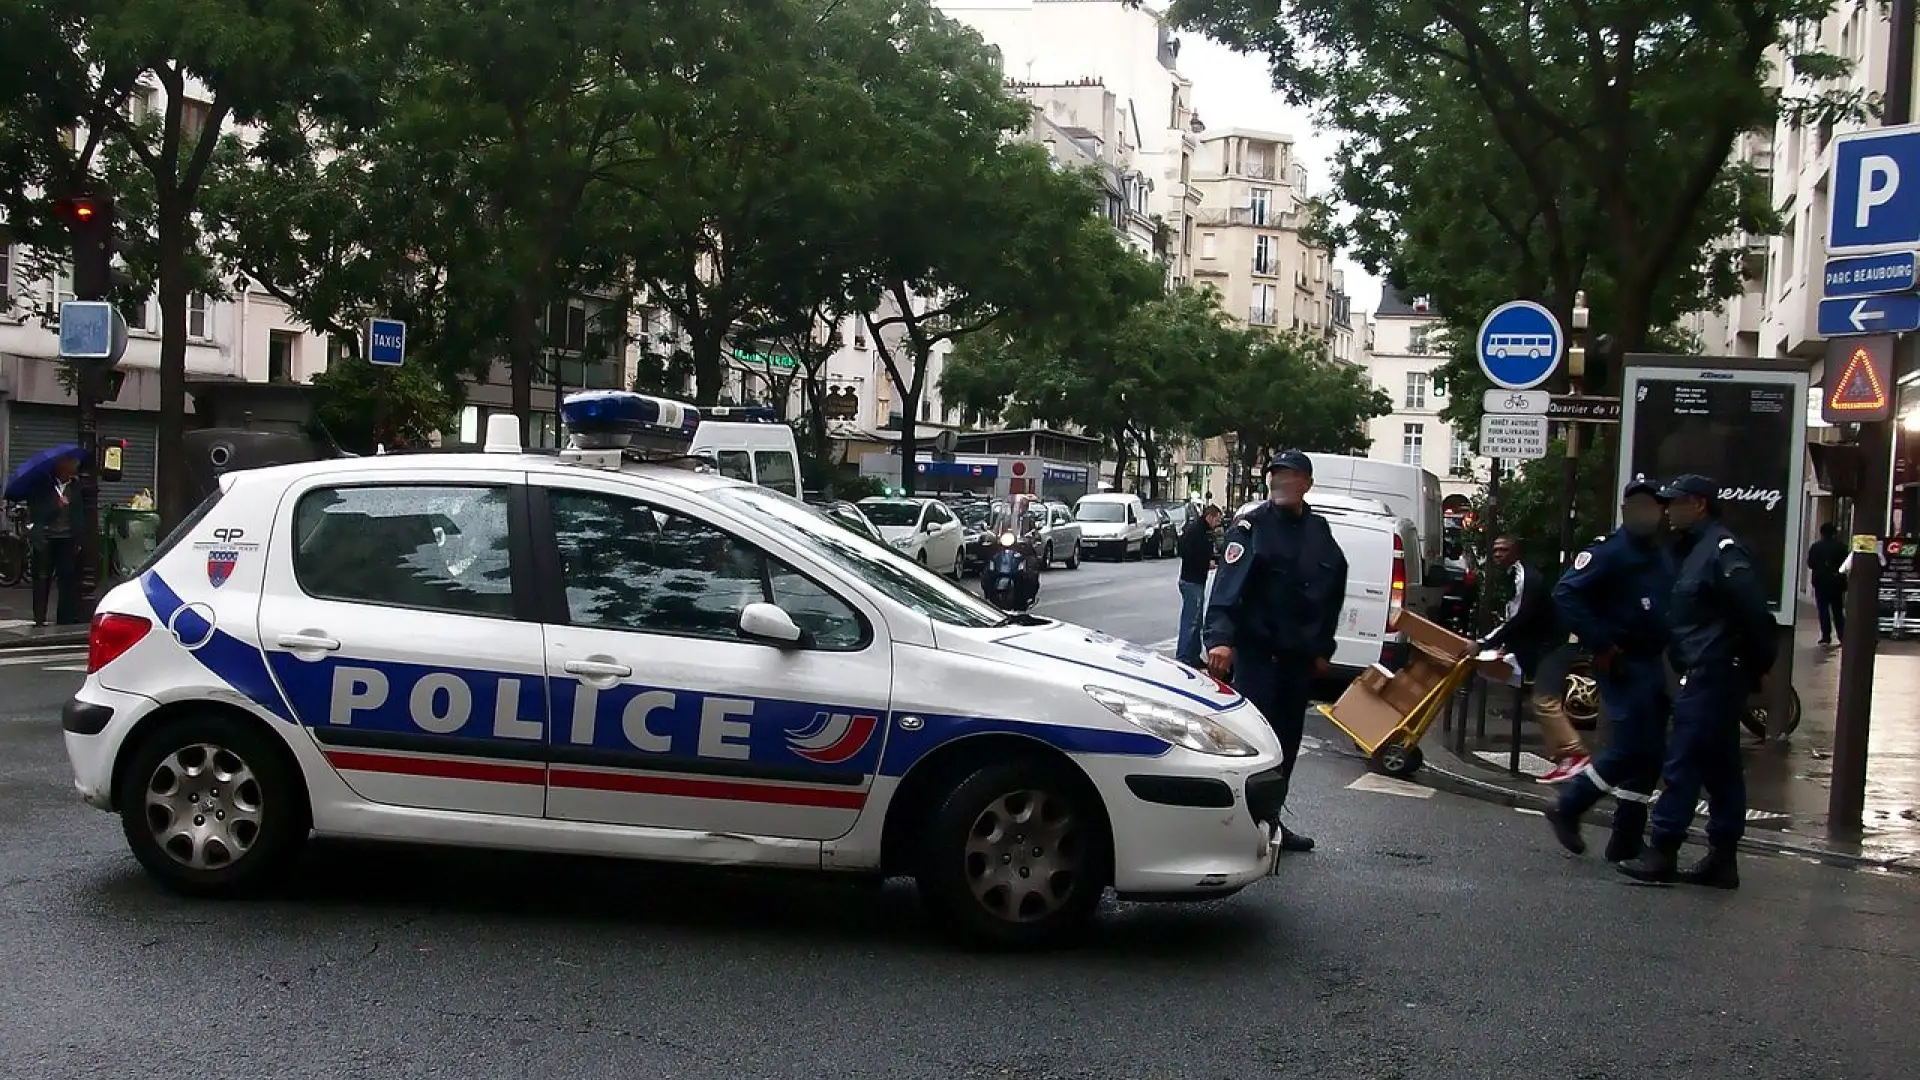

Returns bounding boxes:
[1618,474,1777,889]
[1542,477,1677,863]
[1205,450,1348,853]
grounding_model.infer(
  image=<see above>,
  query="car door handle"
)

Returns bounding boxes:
[276,633,340,651]
[564,658,633,679]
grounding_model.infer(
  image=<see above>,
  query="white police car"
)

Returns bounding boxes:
[63,392,1287,948]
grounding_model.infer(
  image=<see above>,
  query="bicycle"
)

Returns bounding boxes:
[0,503,28,589]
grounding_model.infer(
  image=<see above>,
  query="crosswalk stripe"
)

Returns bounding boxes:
[1347,774,1434,798]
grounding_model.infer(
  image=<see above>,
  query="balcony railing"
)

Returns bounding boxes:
[1252,258,1277,276]
[1248,307,1278,326]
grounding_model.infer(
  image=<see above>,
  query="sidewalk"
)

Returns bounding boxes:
[0,585,91,648]
[1414,611,1920,873]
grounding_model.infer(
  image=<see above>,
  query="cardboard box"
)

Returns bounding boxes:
[1325,613,1503,750]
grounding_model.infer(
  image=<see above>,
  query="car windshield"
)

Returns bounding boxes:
[716,487,1005,628]
[953,503,994,528]
[1076,501,1127,523]
[859,500,922,527]
[824,505,880,541]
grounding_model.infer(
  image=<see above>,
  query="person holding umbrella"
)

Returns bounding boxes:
[4,445,85,626]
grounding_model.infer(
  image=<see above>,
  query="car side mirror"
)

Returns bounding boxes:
[739,602,809,647]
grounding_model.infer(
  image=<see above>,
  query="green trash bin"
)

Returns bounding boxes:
[103,506,161,579]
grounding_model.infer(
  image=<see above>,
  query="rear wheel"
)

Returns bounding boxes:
[1043,542,1054,568]
[1562,657,1602,731]
[1742,688,1803,739]
[915,759,1109,950]
[117,714,308,896]
[1066,542,1080,570]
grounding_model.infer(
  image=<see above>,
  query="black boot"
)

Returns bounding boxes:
[1543,806,1585,854]
[1617,845,1679,884]
[1677,846,1739,889]
[1279,824,1315,852]
[1604,829,1643,864]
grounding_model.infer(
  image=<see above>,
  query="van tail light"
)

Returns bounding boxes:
[1387,534,1407,633]
[88,613,152,673]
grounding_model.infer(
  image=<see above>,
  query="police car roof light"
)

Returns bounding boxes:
[704,403,778,424]
[482,413,522,454]
[560,390,702,450]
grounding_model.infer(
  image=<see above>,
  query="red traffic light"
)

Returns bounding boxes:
[53,195,110,226]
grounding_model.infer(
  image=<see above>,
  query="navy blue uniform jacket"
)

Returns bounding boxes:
[1203,501,1348,661]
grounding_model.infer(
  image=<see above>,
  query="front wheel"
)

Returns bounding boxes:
[1742,688,1804,739]
[1562,657,1601,731]
[117,714,308,896]
[915,759,1110,950]
[1043,542,1054,568]
[1371,742,1424,779]
[1065,542,1080,570]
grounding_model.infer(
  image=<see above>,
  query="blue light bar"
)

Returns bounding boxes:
[560,390,702,449]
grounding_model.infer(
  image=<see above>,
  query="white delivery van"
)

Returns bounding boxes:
[1073,492,1151,560]
[1303,454,1444,576]
[1230,500,1411,675]
[564,392,804,497]
[1311,492,1444,620]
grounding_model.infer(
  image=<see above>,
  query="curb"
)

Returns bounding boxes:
[0,630,89,650]
[1415,745,1920,878]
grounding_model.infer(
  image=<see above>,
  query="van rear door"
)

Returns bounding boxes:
[1324,516,1399,672]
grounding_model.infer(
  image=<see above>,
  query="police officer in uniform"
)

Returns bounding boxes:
[1542,478,1677,863]
[1618,474,1777,889]
[1204,450,1348,853]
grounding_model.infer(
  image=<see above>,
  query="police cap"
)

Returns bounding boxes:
[1622,476,1666,501]
[1657,473,1719,502]
[1266,449,1313,476]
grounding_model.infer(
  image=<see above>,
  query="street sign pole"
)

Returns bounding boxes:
[1832,0,1916,837]
[1559,294,1591,567]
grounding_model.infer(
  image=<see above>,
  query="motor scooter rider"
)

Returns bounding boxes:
[981,494,1043,611]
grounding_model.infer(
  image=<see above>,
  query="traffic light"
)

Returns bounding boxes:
[51,194,117,300]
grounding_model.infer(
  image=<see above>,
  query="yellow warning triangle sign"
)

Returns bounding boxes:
[1828,344,1889,413]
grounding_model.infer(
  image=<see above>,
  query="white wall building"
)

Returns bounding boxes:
[1359,285,1477,502]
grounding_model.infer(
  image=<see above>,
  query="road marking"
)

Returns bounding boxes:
[1348,774,1434,798]
[1473,751,1790,823]
[44,663,87,672]
[1146,637,1178,653]
[0,650,86,667]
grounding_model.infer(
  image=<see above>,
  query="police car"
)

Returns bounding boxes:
[62,391,1288,949]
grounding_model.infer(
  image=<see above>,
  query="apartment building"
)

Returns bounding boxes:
[1014,79,1163,257]
[937,0,1207,283]
[1188,129,1345,350]
[1359,285,1477,501]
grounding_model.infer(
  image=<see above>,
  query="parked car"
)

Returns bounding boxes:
[951,499,998,573]
[1141,502,1184,559]
[857,496,966,576]
[1026,500,1083,569]
[808,498,885,545]
[1436,523,1478,635]
[1073,493,1151,560]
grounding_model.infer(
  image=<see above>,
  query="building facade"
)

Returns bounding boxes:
[1359,286,1476,501]
[1189,128,1343,347]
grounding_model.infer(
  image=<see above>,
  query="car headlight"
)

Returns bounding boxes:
[890,537,913,549]
[1083,685,1257,757]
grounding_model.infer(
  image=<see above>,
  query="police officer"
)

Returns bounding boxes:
[1618,474,1777,889]
[1542,478,1677,863]
[1205,450,1348,853]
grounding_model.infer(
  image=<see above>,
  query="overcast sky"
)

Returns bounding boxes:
[1178,34,1385,318]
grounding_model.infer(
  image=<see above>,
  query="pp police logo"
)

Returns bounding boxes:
[1573,551,1592,570]
[1223,542,1245,564]
[785,711,880,764]
[205,549,239,588]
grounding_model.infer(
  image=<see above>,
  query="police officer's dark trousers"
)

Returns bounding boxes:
[1649,661,1748,853]
[1232,648,1312,786]
[1554,654,1667,859]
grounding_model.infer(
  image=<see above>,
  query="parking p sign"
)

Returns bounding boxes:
[367,318,406,367]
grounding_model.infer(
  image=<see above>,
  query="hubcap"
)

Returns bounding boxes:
[143,743,265,870]
[1563,673,1600,723]
[963,788,1084,923]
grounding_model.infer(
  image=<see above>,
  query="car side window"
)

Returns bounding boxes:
[291,485,516,618]
[753,450,799,496]
[926,503,952,526]
[548,488,863,648]
[713,450,753,484]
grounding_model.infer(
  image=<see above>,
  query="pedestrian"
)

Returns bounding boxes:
[1204,450,1348,853]
[1477,535,1592,783]
[1541,479,1678,864]
[1807,522,1847,645]
[26,453,83,627]
[1174,503,1223,668]
[1618,474,1778,889]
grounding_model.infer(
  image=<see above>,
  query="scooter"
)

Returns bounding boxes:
[981,500,1043,613]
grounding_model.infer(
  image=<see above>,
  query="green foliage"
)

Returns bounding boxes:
[1210,329,1394,491]
[311,355,460,455]
[1466,438,1618,581]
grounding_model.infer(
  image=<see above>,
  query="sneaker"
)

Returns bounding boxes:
[1539,755,1591,785]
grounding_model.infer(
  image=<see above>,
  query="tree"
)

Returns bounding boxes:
[1202,329,1393,498]
[207,0,649,454]
[942,274,1230,497]
[311,355,460,454]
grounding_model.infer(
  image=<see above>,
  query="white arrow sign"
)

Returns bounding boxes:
[1851,298,1886,331]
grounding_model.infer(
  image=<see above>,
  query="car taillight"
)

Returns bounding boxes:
[1387,534,1407,632]
[88,613,152,673]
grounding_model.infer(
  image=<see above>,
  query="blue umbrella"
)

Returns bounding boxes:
[3,443,86,501]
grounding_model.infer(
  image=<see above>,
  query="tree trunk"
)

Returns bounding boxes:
[692,327,727,406]
[154,201,192,530]
[508,295,539,446]
[1109,428,1129,491]
[800,369,831,464]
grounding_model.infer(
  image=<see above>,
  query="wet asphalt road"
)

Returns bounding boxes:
[3,560,1919,1079]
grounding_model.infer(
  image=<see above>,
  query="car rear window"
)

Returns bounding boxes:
[135,485,225,577]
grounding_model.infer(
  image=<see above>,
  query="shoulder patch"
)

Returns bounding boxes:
[1572,551,1593,570]
[1223,541,1246,564]
[1233,517,1253,531]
